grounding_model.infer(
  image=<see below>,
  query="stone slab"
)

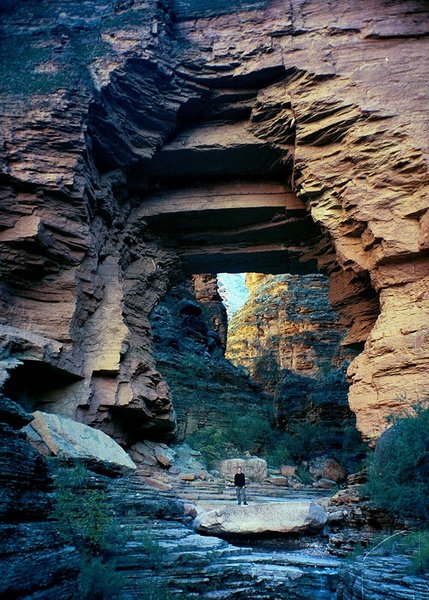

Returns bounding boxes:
[194,501,327,535]
[218,458,267,482]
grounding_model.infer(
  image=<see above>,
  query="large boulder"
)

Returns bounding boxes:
[218,457,267,482]
[308,456,347,483]
[194,501,327,535]
[24,411,136,475]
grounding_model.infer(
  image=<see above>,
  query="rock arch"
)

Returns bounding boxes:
[0,0,428,444]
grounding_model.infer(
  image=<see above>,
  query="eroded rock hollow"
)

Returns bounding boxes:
[1,0,428,444]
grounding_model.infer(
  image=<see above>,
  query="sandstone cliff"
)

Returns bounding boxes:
[0,0,428,442]
[227,273,361,460]
[227,273,355,386]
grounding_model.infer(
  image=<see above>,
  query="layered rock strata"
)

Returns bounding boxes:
[0,396,80,598]
[227,273,356,385]
[337,556,429,600]
[227,273,361,460]
[105,474,341,600]
[0,0,428,443]
[171,0,429,438]
[151,277,271,440]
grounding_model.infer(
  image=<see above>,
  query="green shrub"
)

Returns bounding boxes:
[187,426,236,463]
[279,421,336,463]
[365,403,429,522]
[77,557,124,599]
[187,415,291,466]
[232,415,273,454]
[405,531,429,575]
[51,463,124,555]
[264,444,293,468]
[140,531,164,569]
[51,463,125,598]
[296,465,312,484]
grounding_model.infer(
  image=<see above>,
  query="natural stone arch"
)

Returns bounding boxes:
[0,0,428,445]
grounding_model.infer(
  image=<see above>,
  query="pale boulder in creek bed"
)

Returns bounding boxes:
[218,457,268,482]
[194,501,327,535]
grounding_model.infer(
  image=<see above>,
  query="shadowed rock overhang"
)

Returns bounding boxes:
[137,180,320,274]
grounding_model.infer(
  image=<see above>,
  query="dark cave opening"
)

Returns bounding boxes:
[3,360,83,414]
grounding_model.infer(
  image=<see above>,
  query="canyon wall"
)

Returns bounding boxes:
[227,273,355,386]
[226,273,360,458]
[0,0,428,442]
[151,275,271,441]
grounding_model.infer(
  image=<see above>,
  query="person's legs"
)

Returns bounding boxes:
[236,487,242,504]
[242,487,247,504]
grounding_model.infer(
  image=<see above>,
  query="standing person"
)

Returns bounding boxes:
[234,465,247,505]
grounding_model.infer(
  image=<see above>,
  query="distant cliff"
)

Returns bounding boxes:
[227,274,360,458]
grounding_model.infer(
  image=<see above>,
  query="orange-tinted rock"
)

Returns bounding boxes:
[180,473,196,481]
[348,276,429,439]
[0,0,428,445]
[308,457,347,484]
[227,273,355,388]
[281,465,297,477]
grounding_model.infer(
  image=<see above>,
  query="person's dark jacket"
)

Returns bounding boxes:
[234,472,245,487]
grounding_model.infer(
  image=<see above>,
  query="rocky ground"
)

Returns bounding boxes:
[1,392,426,599]
[103,457,429,600]
[107,472,341,600]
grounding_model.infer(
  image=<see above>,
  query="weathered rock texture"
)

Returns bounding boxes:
[0,0,428,443]
[227,273,361,460]
[151,277,271,440]
[218,457,268,482]
[24,410,137,474]
[227,273,356,386]
[194,500,327,535]
[337,555,429,600]
[0,396,80,598]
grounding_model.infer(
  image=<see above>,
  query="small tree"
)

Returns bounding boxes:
[51,462,125,599]
[365,403,429,522]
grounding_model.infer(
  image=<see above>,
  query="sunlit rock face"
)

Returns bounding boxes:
[226,273,359,450]
[227,273,355,385]
[0,0,428,442]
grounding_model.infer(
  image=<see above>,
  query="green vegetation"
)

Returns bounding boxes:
[406,531,429,575]
[350,404,429,577]
[51,463,125,599]
[140,531,164,568]
[187,425,235,463]
[365,403,429,522]
[77,557,124,600]
[347,530,429,576]
[186,413,291,466]
[0,3,148,96]
[187,413,365,475]
[160,349,364,475]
